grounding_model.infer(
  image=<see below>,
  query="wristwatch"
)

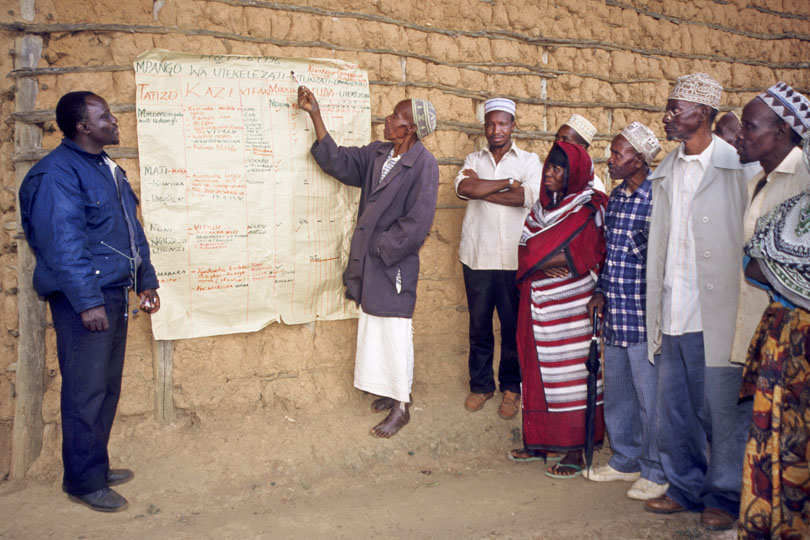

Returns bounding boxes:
[508,177,515,186]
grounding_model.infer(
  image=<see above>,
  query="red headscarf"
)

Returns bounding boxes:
[539,141,595,209]
[517,141,607,282]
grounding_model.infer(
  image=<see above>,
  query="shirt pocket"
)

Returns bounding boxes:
[626,228,648,262]
[83,188,113,228]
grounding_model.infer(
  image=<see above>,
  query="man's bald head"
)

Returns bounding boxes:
[713,111,741,146]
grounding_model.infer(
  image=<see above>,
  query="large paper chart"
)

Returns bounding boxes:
[134,50,369,340]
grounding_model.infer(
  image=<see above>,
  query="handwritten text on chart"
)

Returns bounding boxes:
[134,50,370,340]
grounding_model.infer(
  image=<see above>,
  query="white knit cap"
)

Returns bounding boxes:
[564,114,597,145]
[669,72,722,110]
[484,97,516,118]
[621,122,661,164]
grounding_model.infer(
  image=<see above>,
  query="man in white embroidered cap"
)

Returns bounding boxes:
[731,82,810,400]
[455,98,541,423]
[297,86,439,438]
[555,114,606,192]
[585,122,667,500]
[643,72,752,531]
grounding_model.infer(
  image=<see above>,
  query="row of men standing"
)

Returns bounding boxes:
[18,73,809,533]
[456,73,810,534]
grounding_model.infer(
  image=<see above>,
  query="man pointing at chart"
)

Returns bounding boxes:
[296,85,439,437]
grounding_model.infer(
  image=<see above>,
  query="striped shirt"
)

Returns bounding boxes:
[662,139,714,335]
[595,177,653,347]
[379,148,401,184]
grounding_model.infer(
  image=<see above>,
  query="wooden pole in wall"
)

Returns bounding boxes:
[152,339,175,423]
[10,25,47,478]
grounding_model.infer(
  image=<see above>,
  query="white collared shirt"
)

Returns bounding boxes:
[662,138,715,335]
[455,142,542,270]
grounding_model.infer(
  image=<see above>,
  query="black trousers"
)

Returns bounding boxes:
[462,264,521,394]
[49,288,128,496]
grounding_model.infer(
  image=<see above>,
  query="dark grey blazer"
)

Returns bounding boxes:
[311,133,439,318]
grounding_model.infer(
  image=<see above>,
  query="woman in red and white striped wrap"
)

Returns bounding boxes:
[514,141,608,478]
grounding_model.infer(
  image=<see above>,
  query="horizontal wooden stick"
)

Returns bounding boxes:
[1,21,808,71]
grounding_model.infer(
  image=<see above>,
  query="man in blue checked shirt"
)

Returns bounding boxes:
[584,122,668,501]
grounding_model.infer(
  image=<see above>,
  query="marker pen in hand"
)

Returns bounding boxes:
[290,71,302,86]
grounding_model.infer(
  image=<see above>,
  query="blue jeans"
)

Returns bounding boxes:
[49,288,129,496]
[604,343,666,484]
[656,332,752,516]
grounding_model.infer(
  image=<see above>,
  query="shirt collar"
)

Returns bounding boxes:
[61,137,109,161]
[615,175,653,200]
[771,145,804,176]
[676,136,715,170]
[484,141,519,159]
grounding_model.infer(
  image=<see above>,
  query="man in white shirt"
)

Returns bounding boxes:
[455,98,541,419]
[555,114,606,192]
[643,73,752,532]
[731,82,810,366]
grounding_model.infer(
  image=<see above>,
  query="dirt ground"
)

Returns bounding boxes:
[0,385,736,540]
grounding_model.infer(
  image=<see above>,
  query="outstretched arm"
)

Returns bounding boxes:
[302,85,371,188]
[297,86,328,142]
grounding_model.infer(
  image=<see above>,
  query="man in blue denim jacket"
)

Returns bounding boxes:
[19,91,160,512]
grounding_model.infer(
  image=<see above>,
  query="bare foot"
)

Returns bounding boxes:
[371,397,395,413]
[371,401,410,438]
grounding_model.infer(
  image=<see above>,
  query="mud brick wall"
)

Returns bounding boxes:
[2,0,809,477]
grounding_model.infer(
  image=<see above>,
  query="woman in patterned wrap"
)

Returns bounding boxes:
[737,137,810,539]
[511,141,607,478]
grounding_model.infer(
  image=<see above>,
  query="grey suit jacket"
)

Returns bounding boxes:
[645,136,748,367]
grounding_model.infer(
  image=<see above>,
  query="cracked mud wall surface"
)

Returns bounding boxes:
[1,0,809,478]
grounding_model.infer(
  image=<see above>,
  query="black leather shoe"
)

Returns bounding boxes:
[61,469,134,493]
[67,487,128,512]
[106,468,134,486]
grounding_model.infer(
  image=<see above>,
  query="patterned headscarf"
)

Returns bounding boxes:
[621,122,661,164]
[669,72,722,110]
[411,99,437,139]
[757,82,810,140]
[746,190,810,311]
